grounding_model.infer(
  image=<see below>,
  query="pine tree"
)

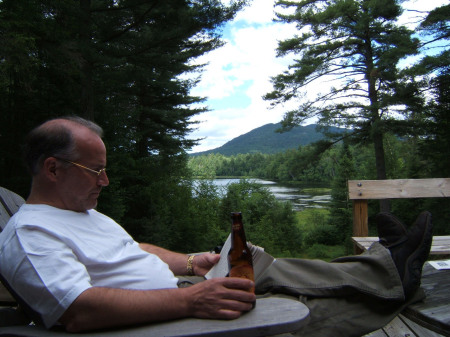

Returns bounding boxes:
[0,0,247,251]
[329,142,355,250]
[264,0,427,211]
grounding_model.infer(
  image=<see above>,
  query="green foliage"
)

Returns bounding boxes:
[417,74,450,178]
[305,244,346,261]
[297,208,331,246]
[189,142,339,183]
[189,180,225,250]
[329,142,355,246]
[295,207,347,260]
[304,225,339,246]
[220,180,303,257]
[189,135,422,185]
[413,4,449,78]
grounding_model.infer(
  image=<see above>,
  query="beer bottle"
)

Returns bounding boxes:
[228,212,255,295]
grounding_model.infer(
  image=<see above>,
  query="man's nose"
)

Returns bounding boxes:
[97,171,109,187]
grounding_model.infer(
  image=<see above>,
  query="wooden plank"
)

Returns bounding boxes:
[430,236,450,255]
[402,264,450,337]
[348,178,450,200]
[363,328,388,337]
[352,236,450,255]
[364,315,446,337]
[400,314,446,337]
[352,237,377,251]
[0,298,310,337]
[382,316,418,337]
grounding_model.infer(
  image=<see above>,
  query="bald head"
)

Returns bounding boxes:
[24,117,104,175]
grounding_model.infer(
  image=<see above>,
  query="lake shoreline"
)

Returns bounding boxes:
[193,177,331,212]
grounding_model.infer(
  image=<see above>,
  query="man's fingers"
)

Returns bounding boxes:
[222,276,254,289]
[198,298,254,320]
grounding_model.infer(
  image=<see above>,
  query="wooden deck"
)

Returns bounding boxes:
[365,263,450,337]
[365,314,445,337]
[353,239,450,337]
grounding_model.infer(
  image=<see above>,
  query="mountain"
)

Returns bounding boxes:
[191,123,345,156]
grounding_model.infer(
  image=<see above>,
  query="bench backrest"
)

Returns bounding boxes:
[0,187,38,322]
[0,187,25,230]
[348,178,450,241]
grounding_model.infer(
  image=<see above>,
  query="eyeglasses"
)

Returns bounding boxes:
[55,157,106,176]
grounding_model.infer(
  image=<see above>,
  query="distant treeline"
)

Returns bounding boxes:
[189,134,413,183]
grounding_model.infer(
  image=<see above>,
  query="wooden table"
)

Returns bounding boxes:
[402,263,450,337]
[0,297,310,337]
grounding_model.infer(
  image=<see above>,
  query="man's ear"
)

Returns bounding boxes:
[42,157,59,181]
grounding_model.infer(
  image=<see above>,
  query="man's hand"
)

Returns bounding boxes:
[184,277,256,319]
[192,253,220,276]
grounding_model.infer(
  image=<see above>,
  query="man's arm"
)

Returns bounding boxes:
[138,243,220,276]
[59,277,255,332]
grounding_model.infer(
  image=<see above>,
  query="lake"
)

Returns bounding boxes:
[205,178,331,211]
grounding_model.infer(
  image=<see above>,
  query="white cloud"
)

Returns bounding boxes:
[234,0,278,23]
[187,0,447,153]
[188,0,298,152]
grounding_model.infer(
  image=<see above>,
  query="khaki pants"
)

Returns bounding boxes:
[179,243,424,337]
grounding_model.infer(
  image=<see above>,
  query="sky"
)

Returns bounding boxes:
[187,0,447,153]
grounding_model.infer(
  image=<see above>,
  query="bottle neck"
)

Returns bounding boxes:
[230,212,247,247]
[231,223,247,246]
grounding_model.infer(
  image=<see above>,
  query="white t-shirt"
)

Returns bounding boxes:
[0,204,179,328]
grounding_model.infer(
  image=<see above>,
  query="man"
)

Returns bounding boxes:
[0,117,432,336]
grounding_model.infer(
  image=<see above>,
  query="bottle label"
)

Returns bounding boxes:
[230,264,255,293]
[230,263,254,277]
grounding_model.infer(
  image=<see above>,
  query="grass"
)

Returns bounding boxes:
[301,187,332,194]
[295,208,330,231]
[293,208,350,261]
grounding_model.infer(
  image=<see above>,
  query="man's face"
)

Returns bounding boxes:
[57,129,109,212]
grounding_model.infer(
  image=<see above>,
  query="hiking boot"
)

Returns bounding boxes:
[376,212,408,247]
[388,211,433,297]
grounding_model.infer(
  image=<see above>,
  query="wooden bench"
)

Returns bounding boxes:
[352,236,450,255]
[348,178,450,255]
[348,178,450,337]
[0,186,309,336]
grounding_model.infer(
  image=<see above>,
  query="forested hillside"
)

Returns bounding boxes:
[191,123,346,156]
